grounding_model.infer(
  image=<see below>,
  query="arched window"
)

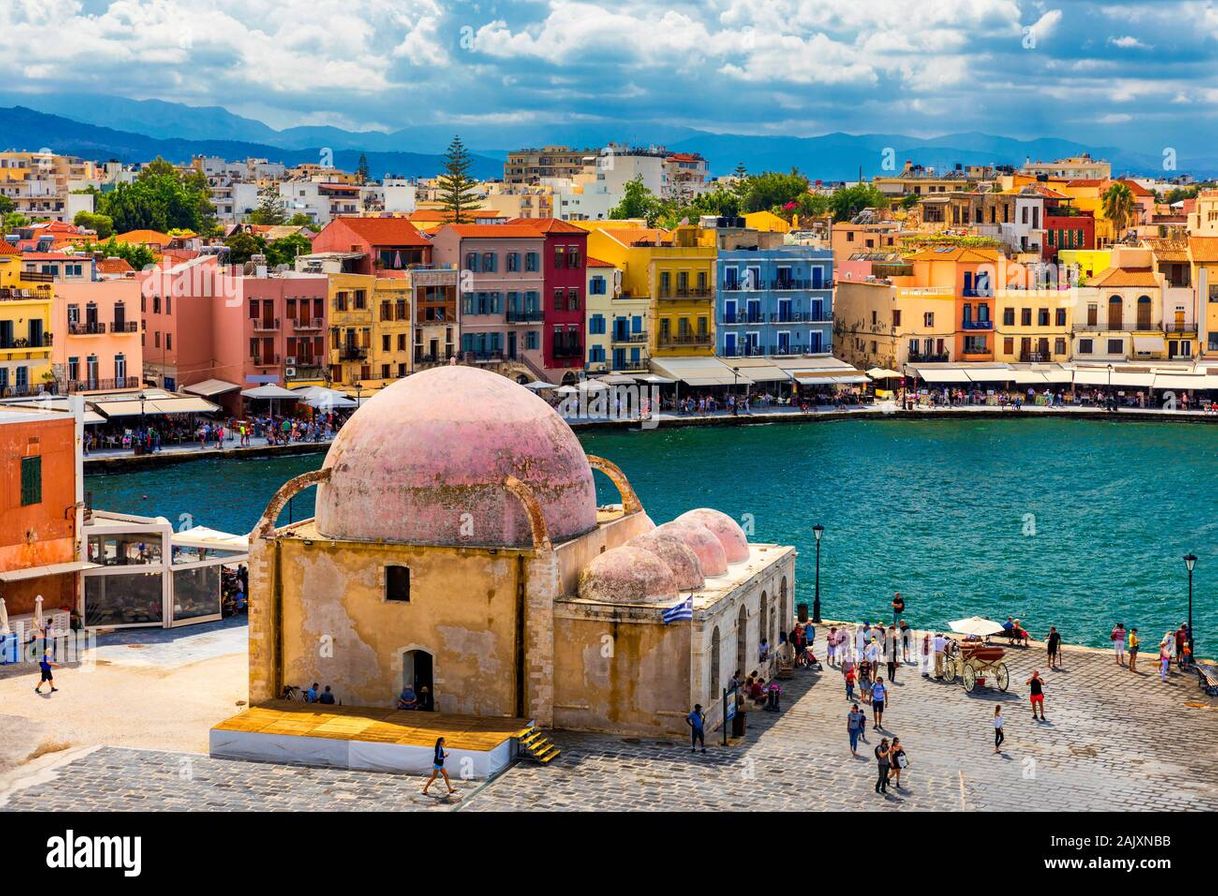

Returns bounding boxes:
[736,605,748,675]
[709,626,721,700]
[1136,295,1152,330]
[1108,294,1123,329]
[759,592,768,647]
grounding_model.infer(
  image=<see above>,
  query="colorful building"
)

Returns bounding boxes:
[54,278,143,393]
[1070,247,1165,362]
[0,240,55,396]
[310,217,432,275]
[993,289,1072,363]
[528,218,587,373]
[906,247,1000,362]
[833,280,956,370]
[1190,237,1218,356]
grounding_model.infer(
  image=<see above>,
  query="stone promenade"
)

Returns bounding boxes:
[4,629,1215,812]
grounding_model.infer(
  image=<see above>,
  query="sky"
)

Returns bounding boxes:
[1,0,1216,150]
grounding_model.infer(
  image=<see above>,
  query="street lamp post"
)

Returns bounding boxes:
[1107,363,1114,411]
[812,523,825,624]
[1184,553,1197,665]
[137,391,147,454]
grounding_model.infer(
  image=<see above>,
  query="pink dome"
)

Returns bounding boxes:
[579,546,679,603]
[655,520,728,577]
[315,367,598,547]
[676,508,751,563]
[628,530,705,590]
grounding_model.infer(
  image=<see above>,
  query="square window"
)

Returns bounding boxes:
[385,565,410,602]
[20,455,41,506]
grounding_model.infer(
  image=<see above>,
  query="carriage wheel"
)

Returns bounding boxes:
[942,657,957,683]
[962,664,977,692]
[996,663,1010,692]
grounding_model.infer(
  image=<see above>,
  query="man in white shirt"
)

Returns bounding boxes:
[856,623,870,657]
[865,637,880,664]
[932,633,947,678]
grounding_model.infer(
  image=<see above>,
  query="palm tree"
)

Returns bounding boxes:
[1101,181,1136,244]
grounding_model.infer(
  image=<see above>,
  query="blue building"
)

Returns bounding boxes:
[715,239,833,358]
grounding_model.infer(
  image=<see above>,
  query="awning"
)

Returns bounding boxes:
[183,379,241,398]
[1038,367,1075,383]
[1133,336,1166,353]
[171,526,250,552]
[241,384,300,400]
[913,367,972,383]
[727,358,792,383]
[1111,371,1155,388]
[0,560,100,582]
[1153,374,1211,391]
[94,396,221,417]
[965,368,1015,383]
[651,358,754,387]
[866,367,903,379]
[793,372,866,387]
[1071,368,1112,386]
[1012,370,1049,385]
[597,375,639,386]
[634,373,676,385]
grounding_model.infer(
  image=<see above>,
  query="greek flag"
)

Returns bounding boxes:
[663,596,693,624]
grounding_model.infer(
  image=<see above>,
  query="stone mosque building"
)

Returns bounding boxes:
[246,366,796,737]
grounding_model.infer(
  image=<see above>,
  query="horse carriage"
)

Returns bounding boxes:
[944,616,1013,693]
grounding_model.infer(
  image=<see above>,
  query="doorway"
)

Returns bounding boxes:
[402,648,434,710]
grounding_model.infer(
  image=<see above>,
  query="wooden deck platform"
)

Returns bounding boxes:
[209,701,533,778]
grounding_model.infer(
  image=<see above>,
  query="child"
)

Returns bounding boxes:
[845,664,857,701]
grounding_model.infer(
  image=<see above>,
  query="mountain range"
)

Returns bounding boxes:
[2,94,1213,181]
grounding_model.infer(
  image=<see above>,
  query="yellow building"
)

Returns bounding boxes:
[833,280,956,369]
[327,274,414,386]
[1070,247,1165,361]
[744,211,791,233]
[1058,249,1112,284]
[993,289,1073,363]
[580,223,715,358]
[1191,237,1218,357]
[0,241,55,395]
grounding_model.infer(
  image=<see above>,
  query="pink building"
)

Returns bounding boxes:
[54,278,143,392]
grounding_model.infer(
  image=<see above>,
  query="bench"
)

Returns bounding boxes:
[1196,664,1218,697]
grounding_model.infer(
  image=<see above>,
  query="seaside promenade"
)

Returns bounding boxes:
[2,623,1214,812]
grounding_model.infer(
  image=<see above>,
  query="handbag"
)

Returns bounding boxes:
[895,751,908,769]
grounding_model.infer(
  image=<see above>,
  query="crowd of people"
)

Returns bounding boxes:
[82,410,350,456]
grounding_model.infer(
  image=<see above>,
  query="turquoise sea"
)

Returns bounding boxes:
[85,417,1216,651]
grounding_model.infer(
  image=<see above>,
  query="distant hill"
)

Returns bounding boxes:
[2,96,1214,180]
[0,106,503,180]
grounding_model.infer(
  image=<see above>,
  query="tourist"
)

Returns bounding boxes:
[234,588,247,613]
[865,635,880,666]
[871,676,888,730]
[932,632,947,679]
[888,736,907,789]
[319,685,336,705]
[1111,622,1127,667]
[1159,641,1171,683]
[891,591,905,627]
[748,673,766,707]
[1176,625,1189,670]
[397,685,418,710]
[856,622,870,657]
[874,737,891,794]
[1027,670,1047,721]
[34,650,60,695]
[844,664,857,702]
[1047,625,1062,670]
[847,703,865,756]
[921,630,932,677]
[885,626,898,683]
[859,660,873,704]
[993,706,1005,753]
[758,637,770,664]
[899,619,912,662]
[422,736,457,796]
[418,686,434,711]
[1128,627,1140,673]
[827,625,838,666]
[306,682,319,703]
[687,703,706,753]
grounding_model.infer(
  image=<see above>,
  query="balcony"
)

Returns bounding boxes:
[110,321,139,333]
[658,290,713,301]
[69,322,107,335]
[252,318,280,332]
[1,334,53,349]
[66,376,140,393]
[721,313,765,325]
[1018,351,1052,362]
[771,311,833,324]
[612,359,651,371]
[0,287,52,301]
[0,383,56,398]
[721,345,820,358]
[552,344,584,360]
[1164,324,1198,336]
[611,332,648,344]
[961,319,994,330]
[770,279,834,291]
[285,364,324,380]
[658,333,714,348]
[337,347,368,361]
[19,271,54,284]
[506,309,545,323]
[908,352,951,362]
[1074,321,1154,332]
[250,354,281,367]
[292,318,325,331]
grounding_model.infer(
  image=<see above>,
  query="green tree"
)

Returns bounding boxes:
[609,176,668,225]
[739,170,811,213]
[96,156,217,235]
[1164,185,1199,205]
[829,183,890,222]
[1101,181,1136,240]
[248,190,286,225]
[73,211,115,239]
[79,238,156,270]
[265,233,313,268]
[286,212,315,227]
[436,135,482,223]
[0,195,17,233]
[898,193,921,211]
[224,231,268,266]
[356,153,370,184]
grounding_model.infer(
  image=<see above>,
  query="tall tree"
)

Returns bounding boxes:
[355,153,370,184]
[740,170,811,213]
[248,190,286,225]
[265,233,313,268]
[96,156,216,235]
[436,135,482,223]
[829,183,889,222]
[609,176,668,226]
[224,232,268,266]
[1101,181,1136,241]
[73,211,115,239]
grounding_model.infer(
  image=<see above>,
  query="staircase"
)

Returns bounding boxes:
[518,726,561,764]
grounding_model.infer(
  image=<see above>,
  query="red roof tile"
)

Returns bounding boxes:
[586,256,615,268]
[330,216,431,247]
[0,240,19,256]
[440,224,547,239]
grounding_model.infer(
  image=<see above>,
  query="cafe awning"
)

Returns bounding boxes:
[1071,368,1113,386]
[911,367,973,383]
[1153,373,1211,391]
[650,358,754,387]
[1012,370,1049,384]
[866,367,903,379]
[965,367,1015,383]
[183,379,242,398]
[241,384,300,400]
[171,526,250,553]
[94,396,220,417]
[1111,371,1155,388]
[0,559,100,582]
[727,358,792,383]
[597,374,639,386]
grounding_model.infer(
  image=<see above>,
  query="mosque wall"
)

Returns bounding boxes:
[553,511,656,598]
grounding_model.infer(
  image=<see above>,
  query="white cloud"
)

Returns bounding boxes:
[1108,35,1149,49]
[1097,113,1132,124]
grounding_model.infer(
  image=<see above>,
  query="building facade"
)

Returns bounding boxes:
[0,241,54,396]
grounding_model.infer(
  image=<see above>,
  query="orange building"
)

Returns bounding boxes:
[0,406,84,618]
[903,247,1000,362]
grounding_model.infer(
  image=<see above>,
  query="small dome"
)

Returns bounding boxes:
[579,546,679,603]
[676,508,751,563]
[655,520,728,577]
[314,367,597,547]
[628,530,704,590]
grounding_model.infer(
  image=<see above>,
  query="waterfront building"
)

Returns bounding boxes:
[410,267,460,371]
[906,246,1000,363]
[309,217,432,275]
[581,223,716,358]
[1189,237,1218,357]
[713,224,833,357]
[1070,247,1165,362]
[0,404,84,621]
[0,240,55,396]
[527,218,587,376]
[992,288,1072,364]
[54,277,143,394]
[1145,239,1199,361]
[584,257,615,375]
[1041,189,1096,260]
[584,256,649,374]
[245,365,796,738]
[833,279,956,370]
[325,273,376,386]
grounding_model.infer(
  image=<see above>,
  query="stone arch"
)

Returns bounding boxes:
[252,468,331,538]
[502,476,553,552]
[710,626,721,701]
[586,455,644,515]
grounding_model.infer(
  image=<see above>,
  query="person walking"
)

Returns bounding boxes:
[34,651,60,694]
[847,703,865,756]
[871,676,888,730]
[845,664,857,702]
[1175,624,1189,671]
[885,625,899,683]
[1128,627,1140,673]
[1027,670,1047,721]
[687,703,707,753]
[888,737,907,789]
[993,706,1005,753]
[422,736,457,796]
[874,738,891,794]
[932,632,947,679]
[891,592,905,627]
[1111,622,1127,667]
[1159,641,1171,683]
[1046,626,1062,670]
[827,625,839,667]
[899,619,912,663]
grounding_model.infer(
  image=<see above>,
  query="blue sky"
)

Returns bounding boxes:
[1,0,1216,151]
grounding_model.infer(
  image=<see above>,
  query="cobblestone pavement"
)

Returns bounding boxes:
[5,633,1217,811]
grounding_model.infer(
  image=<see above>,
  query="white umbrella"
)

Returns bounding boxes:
[866,367,903,379]
[0,597,8,635]
[520,380,555,391]
[577,379,610,392]
[555,385,579,395]
[948,616,1006,637]
[241,384,300,400]
[307,394,357,409]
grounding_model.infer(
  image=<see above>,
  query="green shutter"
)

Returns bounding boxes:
[20,456,42,506]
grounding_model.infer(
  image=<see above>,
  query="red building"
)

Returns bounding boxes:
[310,217,432,275]
[523,219,587,371]
[1043,199,1096,260]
